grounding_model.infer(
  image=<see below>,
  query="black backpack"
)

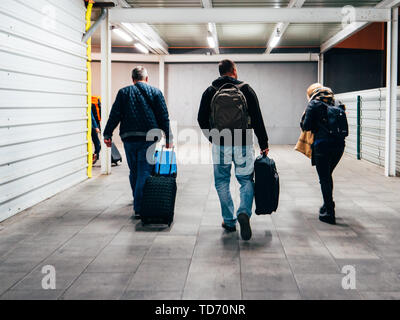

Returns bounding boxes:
[319,102,349,139]
[210,83,250,131]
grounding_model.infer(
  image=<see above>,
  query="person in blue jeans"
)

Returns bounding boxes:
[103,66,173,219]
[198,60,269,240]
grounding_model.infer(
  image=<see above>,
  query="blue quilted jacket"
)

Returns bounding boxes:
[103,82,172,143]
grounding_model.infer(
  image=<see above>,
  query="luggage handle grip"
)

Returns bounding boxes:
[158,145,175,175]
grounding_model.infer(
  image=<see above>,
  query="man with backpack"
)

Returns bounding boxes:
[103,66,173,219]
[301,83,348,225]
[198,59,269,241]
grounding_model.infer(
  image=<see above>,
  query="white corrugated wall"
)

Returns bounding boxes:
[0,0,88,221]
[336,87,400,175]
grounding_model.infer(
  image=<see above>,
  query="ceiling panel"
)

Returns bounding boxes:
[212,0,290,7]
[93,0,384,50]
[302,0,382,7]
[151,24,209,46]
[217,24,275,47]
[279,23,343,46]
[126,0,202,7]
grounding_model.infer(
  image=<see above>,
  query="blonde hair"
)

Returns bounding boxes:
[307,83,323,99]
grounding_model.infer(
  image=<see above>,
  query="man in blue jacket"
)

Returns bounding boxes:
[103,66,173,219]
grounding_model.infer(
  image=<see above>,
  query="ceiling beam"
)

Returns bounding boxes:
[201,0,220,54]
[113,0,169,54]
[91,52,319,63]
[321,0,400,53]
[109,7,390,24]
[265,0,306,54]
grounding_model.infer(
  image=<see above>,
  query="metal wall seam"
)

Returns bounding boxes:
[0,170,87,222]
[14,0,88,39]
[0,66,88,85]
[1,116,88,128]
[337,87,387,168]
[0,137,87,166]
[0,25,87,60]
[45,0,87,24]
[0,6,87,49]
[0,46,88,73]
[0,87,87,96]
[0,0,87,222]
[0,127,88,148]
[1,152,88,186]
[0,163,88,205]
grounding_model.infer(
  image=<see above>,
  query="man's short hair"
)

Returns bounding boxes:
[132,66,148,81]
[219,59,236,76]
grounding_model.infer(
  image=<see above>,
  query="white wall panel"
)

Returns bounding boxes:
[337,87,400,174]
[165,62,317,144]
[0,0,87,222]
[92,61,159,102]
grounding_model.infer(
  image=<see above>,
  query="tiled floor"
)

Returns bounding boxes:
[1,145,400,300]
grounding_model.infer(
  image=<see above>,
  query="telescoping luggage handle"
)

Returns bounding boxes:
[157,145,175,175]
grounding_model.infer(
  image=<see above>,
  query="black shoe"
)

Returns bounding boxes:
[319,208,336,225]
[319,205,326,214]
[133,212,141,220]
[237,213,252,241]
[222,222,236,232]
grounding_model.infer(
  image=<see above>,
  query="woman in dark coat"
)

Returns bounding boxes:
[301,84,346,225]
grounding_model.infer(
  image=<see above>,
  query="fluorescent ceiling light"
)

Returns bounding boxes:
[113,28,133,42]
[207,32,215,48]
[122,22,162,52]
[269,35,281,48]
[135,43,149,54]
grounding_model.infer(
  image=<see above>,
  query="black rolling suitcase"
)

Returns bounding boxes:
[141,148,177,226]
[111,143,122,165]
[254,155,280,215]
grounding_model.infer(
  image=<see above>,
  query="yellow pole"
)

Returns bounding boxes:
[85,1,94,178]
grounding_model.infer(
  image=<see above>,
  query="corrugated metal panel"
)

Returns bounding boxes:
[0,0,88,222]
[336,87,400,171]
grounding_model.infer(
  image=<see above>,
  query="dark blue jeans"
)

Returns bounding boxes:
[123,140,156,213]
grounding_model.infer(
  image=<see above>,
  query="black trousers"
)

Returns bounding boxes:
[314,145,344,210]
[92,128,101,156]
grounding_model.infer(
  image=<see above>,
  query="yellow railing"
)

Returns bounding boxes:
[85,0,94,178]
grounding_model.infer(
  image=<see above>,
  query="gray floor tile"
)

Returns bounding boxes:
[1,289,63,300]
[1,145,399,300]
[242,291,302,300]
[183,259,241,300]
[294,274,362,300]
[128,259,191,291]
[62,272,131,300]
[145,235,197,260]
[241,258,298,292]
[122,290,182,300]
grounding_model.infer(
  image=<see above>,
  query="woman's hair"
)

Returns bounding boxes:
[307,83,323,99]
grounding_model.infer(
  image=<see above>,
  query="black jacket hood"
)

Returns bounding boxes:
[211,76,243,88]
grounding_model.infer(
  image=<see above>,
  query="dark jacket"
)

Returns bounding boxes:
[197,76,269,150]
[103,82,172,143]
[301,99,346,144]
[301,99,345,165]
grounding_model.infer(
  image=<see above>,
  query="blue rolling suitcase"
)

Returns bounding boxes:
[141,147,177,226]
[154,147,177,177]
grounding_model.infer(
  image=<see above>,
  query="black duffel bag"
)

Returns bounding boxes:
[254,155,280,215]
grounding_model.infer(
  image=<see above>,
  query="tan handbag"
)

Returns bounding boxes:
[295,130,314,159]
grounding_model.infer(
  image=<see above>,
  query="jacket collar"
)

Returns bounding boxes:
[212,76,242,88]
